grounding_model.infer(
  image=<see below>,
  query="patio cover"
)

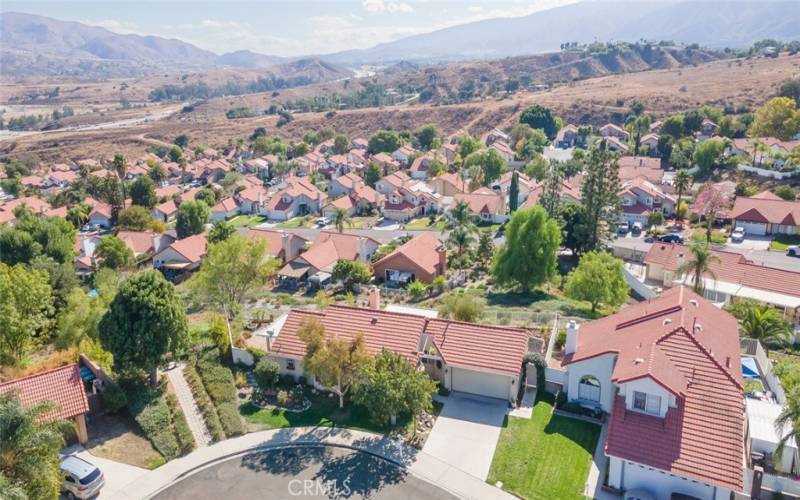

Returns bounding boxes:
[279,261,311,279]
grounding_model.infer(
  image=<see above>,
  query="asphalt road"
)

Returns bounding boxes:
[153,446,458,500]
[611,236,800,272]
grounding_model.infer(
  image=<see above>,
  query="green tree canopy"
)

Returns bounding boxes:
[117,205,152,231]
[492,206,561,293]
[95,235,135,270]
[0,263,53,366]
[414,123,440,150]
[457,135,482,160]
[332,259,372,292]
[519,105,559,140]
[333,134,350,155]
[661,115,684,139]
[175,200,210,239]
[364,162,382,187]
[367,130,402,155]
[438,291,485,322]
[0,393,72,500]
[565,251,628,313]
[208,220,235,243]
[693,139,725,176]
[560,202,592,257]
[99,270,187,381]
[580,141,621,250]
[464,148,507,185]
[749,96,800,141]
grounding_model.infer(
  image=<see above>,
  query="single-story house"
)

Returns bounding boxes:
[392,145,417,165]
[117,230,176,261]
[605,136,629,153]
[372,232,446,285]
[268,294,529,403]
[210,197,240,222]
[0,364,90,444]
[277,231,379,287]
[730,191,800,236]
[153,233,208,278]
[152,199,179,223]
[88,202,114,229]
[561,287,744,499]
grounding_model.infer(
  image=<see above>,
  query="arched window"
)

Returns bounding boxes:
[578,375,601,402]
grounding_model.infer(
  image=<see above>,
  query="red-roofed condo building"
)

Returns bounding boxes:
[268,292,529,403]
[561,287,744,499]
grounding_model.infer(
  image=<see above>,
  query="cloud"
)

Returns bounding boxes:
[82,19,140,34]
[362,0,413,14]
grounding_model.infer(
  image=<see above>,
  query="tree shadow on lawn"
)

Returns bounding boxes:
[543,412,601,456]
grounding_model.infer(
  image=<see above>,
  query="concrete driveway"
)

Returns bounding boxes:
[422,393,508,480]
[725,236,772,251]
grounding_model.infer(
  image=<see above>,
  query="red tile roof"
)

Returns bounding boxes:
[270,305,529,376]
[454,188,504,215]
[564,287,743,491]
[645,242,800,299]
[246,228,307,259]
[730,194,800,226]
[166,234,208,263]
[373,232,443,277]
[0,364,89,421]
[618,156,663,183]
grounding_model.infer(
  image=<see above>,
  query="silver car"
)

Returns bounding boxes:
[61,455,104,499]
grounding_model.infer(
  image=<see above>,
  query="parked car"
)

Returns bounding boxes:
[61,455,104,499]
[731,226,746,243]
[787,245,799,257]
[315,217,330,227]
[617,223,629,235]
[657,233,683,244]
[631,222,643,236]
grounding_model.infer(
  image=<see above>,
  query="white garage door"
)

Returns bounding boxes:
[451,367,510,400]
[736,221,767,236]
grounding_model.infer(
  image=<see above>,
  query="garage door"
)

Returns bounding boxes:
[451,367,510,400]
[736,221,767,236]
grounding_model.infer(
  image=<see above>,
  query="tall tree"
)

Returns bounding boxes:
[540,160,564,219]
[565,251,628,313]
[748,96,800,141]
[0,393,71,500]
[298,317,369,409]
[0,263,53,366]
[100,270,188,383]
[694,182,730,243]
[112,154,128,201]
[332,260,372,292]
[560,203,591,257]
[673,169,692,220]
[332,207,352,233]
[208,220,235,243]
[414,123,439,150]
[676,241,720,294]
[464,149,507,185]
[508,171,520,213]
[367,130,402,155]
[519,105,558,140]
[492,206,561,293]
[446,226,476,271]
[476,230,495,270]
[580,141,621,251]
[333,134,349,155]
[117,205,152,231]
[175,200,210,239]
[735,304,792,348]
[190,235,278,328]
[447,199,476,231]
[693,139,725,176]
[457,135,482,160]
[364,162,382,187]
[95,235,134,270]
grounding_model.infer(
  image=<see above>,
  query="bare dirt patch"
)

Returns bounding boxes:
[85,413,164,469]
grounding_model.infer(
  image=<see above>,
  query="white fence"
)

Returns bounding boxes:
[744,469,800,497]
[545,367,566,386]
[738,164,799,180]
[746,339,786,405]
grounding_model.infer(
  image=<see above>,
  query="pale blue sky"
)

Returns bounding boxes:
[2,0,580,56]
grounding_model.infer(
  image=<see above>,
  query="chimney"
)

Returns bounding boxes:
[80,234,89,257]
[437,244,447,276]
[151,232,159,254]
[357,236,368,262]
[258,191,264,206]
[565,320,580,355]
[368,286,380,311]
[281,231,292,261]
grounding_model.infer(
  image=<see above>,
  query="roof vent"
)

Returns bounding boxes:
[694,323,703,333]
[634,357,645,365]
[689,299,699,307]
[371,317,378,324]
[662,318,672,325]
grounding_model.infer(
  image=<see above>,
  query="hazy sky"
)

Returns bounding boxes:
[2,0,580,56]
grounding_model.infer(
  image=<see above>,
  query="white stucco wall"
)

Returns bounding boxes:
[269,354,305,380]
[566,353,617,413]
[618,377,675,418]
[609,457,731,500]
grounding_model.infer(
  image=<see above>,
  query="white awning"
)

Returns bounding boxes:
[736,286,800,310]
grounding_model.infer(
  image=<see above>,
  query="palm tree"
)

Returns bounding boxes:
[112,153,128,201]
[332,207,351,233]
[0,394,71,500]
[673,169,692,220]
[447,200,476,231]
[447,226,475,271]
[676,241,720,294]
[775,387,800,463]
[740,304,792,348]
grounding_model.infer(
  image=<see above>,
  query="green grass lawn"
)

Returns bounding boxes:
[345,216,379,229]
[405,216,446,231]
[488,394,601,500]
[240,392,443,437]
[771,234,800,251]
[276,216,312,229]
[228,214,268,229]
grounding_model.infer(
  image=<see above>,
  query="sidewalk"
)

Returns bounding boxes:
[116,426,516,500]
[584,423,621,500]
[164,364,212,448]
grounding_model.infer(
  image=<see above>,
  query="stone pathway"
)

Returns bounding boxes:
[508,387,536,419]
[165,364,212,448]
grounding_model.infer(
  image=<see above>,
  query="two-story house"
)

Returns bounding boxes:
[620,177,676,225]
[561,287,744,500]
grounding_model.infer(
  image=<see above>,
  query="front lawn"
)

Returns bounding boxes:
[488,393,600,500]
[240,391,443,439]
[405,216,446,231]
[276,216,313,228]
[228,214,268,229]
[771,234,800,251]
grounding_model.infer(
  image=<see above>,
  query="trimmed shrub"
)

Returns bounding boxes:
[253,358,280,391]
[166,393,196,454]
[277,390,289,406]
[195,351,243,437]
[291,384,305,403]
[216,402,244,436]
[184,363,225,442]
[124,384,180,460]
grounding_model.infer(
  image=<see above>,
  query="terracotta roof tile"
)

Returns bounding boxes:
[0,364,89,421]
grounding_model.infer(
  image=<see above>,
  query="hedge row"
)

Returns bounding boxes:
[165,393,196,454]
[183,362,225,442]
[196,351,244,437]
[124,384,181,460]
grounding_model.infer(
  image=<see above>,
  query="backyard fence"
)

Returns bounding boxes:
[738,164,799,180]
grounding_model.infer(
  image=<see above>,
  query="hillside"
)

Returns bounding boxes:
[323,0,800,64]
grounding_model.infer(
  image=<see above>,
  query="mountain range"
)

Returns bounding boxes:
[2,1,800,78]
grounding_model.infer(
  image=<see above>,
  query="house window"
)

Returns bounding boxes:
[286,359,295,371]
[633,391,661,415]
